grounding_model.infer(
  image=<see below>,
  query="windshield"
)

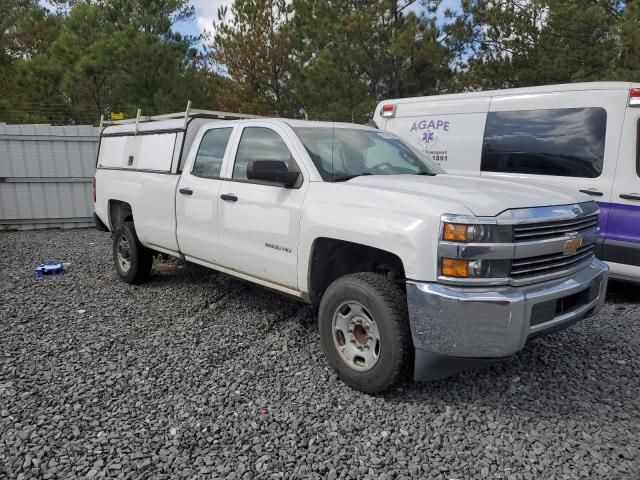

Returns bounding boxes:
[293,126,446,181]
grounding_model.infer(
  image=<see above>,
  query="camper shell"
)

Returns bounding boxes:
[97,107,261,175]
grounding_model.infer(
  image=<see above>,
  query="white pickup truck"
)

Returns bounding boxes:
[94,109,609,393]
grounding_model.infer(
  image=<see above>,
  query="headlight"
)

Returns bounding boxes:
[441,258,510,278]
[439,216,513,284]
[442,222,512,243]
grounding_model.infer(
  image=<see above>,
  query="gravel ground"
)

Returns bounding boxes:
[1,228,639,480]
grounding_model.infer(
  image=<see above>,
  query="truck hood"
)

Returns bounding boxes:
[347,174,588,217]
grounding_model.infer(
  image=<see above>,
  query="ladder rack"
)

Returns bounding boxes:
[99,101,262,129]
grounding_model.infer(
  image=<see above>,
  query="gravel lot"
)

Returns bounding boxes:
[1,228,639,479]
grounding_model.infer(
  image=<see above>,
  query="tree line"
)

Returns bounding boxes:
[1,0,638,125]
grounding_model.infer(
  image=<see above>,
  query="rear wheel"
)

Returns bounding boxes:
[318,272,412,394]
[112,221,153,284]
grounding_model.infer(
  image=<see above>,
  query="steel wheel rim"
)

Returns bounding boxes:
[332,300,381,372]
[117,236,131,272]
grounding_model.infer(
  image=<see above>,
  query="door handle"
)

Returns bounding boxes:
[220,193,238,202]
[179,188,193,196]
[579,189,603,197]
[620,193,640,201]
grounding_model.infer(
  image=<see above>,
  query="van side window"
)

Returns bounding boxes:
[481,108,607,178]
[233,127,295,181]
[192,127,233,178]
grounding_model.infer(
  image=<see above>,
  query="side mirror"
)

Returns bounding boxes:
[247,160,300,188]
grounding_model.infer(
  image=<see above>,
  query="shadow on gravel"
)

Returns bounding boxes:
[387,341,635,420]
[381,284,638,415]
[606,279,639,304]
[153,260,317,324]
[164,261,636,414]
[124,258,635,418]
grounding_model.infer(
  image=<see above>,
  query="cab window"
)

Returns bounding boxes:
[192,127,233,178]
[481,107,607,178]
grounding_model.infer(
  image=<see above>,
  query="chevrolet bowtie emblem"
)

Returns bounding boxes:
[564,233,583,254]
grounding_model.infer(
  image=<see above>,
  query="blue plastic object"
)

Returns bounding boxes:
[36,261,65,277]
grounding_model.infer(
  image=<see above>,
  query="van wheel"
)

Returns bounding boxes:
[112,221,153,284]
[318,272,412,394]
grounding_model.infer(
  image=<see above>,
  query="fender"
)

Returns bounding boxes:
[296,182,468,293]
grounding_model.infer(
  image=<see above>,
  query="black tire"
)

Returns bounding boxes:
[112,221,153,284]
[318,272,412,394]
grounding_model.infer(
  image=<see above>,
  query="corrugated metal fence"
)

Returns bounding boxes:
[0,123,100,230]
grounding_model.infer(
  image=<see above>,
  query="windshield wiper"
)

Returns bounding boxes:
[333,173,372,182]
[414,171,437,176]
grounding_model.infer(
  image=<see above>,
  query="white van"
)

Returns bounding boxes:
[375,82,640,283]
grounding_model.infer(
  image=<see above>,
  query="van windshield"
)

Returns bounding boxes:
[293,126,445,182]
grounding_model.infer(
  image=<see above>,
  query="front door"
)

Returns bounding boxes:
[176,126,235,263]
[217,124,308,289]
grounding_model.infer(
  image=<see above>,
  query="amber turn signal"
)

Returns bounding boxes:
[443,223,467,241]
[441,258,469,277]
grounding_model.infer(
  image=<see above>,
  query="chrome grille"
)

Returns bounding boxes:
[510,244,595,282]
[513,213,599,242]
[437,203,600,287]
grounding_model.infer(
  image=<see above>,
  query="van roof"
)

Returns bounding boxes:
[381,81,640,104]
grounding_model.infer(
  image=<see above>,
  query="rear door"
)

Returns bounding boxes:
[480,88,627,234]
[217,123,309,289]
[603,107,640,270]
[176,125,235,263]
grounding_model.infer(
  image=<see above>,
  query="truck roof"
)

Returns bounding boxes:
[380,81,640,105]
[281,119,376,130]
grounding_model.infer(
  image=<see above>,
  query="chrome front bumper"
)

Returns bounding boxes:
[407,258,609,380]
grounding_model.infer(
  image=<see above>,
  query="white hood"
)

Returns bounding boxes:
[347,174,589,217]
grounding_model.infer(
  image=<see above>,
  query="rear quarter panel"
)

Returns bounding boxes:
[95,169,180,252]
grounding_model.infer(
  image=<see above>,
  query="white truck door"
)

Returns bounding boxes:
[603,106,640,275]
[217,124,308,289]
[176,126,235,263]
[480,90,625,233]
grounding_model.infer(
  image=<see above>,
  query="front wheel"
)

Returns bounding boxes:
[112,221,153,284]
[318,273,412,394]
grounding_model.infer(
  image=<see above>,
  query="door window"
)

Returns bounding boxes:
[481,108,607,178]
[192,127,233,178]
[233,127,294,181]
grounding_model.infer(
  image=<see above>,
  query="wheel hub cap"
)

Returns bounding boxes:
[117,236,131,272]
[332,300,381,372]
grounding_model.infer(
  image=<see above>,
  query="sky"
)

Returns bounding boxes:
[175,0,461,44]
[40,0,460,45]
[175,0,228,39]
